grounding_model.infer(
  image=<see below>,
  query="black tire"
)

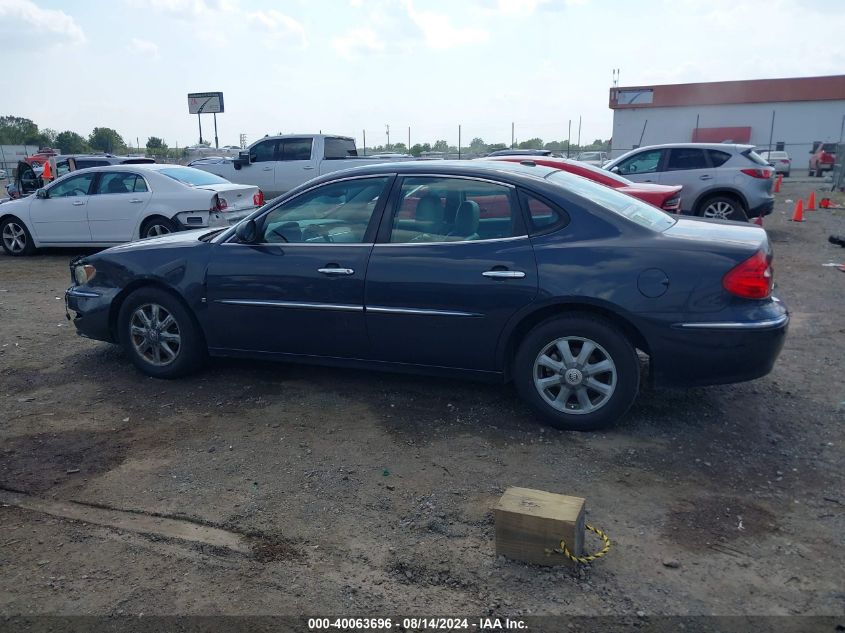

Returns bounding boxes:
[698,195,748,221]
[816,166,824,178]
[140,216,177,239]
[513,313,639,431]
[0,216,36,256]
[118,287,205,378]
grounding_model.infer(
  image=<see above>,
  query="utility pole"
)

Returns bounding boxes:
[567,119,571,158]
[458,124,462,160]
[767,110,776,153]
[511,122,515,148]
[408,126,411,152]
[213,113,219,149]
[385,124,390,150]
[363,130,366,156]
[577,116,581,149]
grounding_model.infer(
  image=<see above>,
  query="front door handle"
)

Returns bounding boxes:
[699,175,713,180]
[303,166,316,170]
[129,198,144,203]
[483,270,525,279]
[318,267,354,276]
[262,166,273,171]
[72,200,85,206]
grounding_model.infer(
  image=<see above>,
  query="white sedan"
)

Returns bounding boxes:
[0,164,263,256]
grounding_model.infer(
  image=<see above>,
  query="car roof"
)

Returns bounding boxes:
[619,142,753,152]
[326,159,560,184]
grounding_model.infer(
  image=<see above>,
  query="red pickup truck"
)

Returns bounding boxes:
[809,142,837,177]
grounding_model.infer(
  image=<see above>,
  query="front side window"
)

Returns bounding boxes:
[616,149,662,175]
[279,138,313,161]
[249,139,277,163]
[389,177,521,243]
[260,177,390,244]
[95,172,148,195]
[666,148,708,171]
[48,173,95,197]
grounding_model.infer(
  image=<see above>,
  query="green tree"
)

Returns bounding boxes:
[146,136,168,150]
[0,116,42,144]
[544,140,564,151]
[518,137,544,150]
[432,139,449,152]
[55,131,90,154]
[390,142,408,154]
[487,143,507,152]
[409,142,431,157]
[88,127,125,153]
[469,137,487,153]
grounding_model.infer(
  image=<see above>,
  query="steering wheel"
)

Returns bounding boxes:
[71,188,87,197]
[628,164,637,173]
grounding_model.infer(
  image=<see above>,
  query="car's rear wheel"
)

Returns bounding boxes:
[141,216,177,239]
[514,314,639,431]
[118,287,205,378]
[1,217,36,256]
[816,166,824,178]
[699,195,748,221]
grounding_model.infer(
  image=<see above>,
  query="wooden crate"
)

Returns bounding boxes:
[494,487,585,566]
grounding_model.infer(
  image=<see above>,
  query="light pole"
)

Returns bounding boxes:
[385,124,390,150]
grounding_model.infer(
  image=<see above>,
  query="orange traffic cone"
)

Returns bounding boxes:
[807,191,816,210]
[790,199,804,222]
[753,214,763,226]
[774,174,782,193]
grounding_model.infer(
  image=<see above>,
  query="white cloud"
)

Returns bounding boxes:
[247,9,307,46]
[0,0,85,44]
[404,0,488,49]
[333,27,385,58]
[494,0,549,16]
[127,37,160,59]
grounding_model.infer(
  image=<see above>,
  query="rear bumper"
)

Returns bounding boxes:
[748,198,775,218]
[645,300,788,388]
[173,209,255,231]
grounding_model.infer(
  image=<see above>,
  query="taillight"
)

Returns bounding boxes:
[723,250,772,299]
[253,190,265,206]
[740,168,773,179]
[662,196,681,212]
[211,194,228,211]
[822,152,835,163]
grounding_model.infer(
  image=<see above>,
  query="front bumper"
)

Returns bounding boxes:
[645,300,789,388]
[65,286,118,343]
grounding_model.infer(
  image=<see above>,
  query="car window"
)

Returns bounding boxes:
[55,160,71,177]
[324,137,358,159]
[279,138,313,161]
[707,150,732,167]
[157,167,228,186]
[821,143,837,153]
[95,172,147,195]
[260,177,390,244]
[75,160,110,169]
[742,150,769,166]
[666,148,708,171]
[48,173,95,198]
[615,149,662,175]
[523,193,567,231]
[389,177,521,243]
[249,139,277,163]
[546,170,676,232]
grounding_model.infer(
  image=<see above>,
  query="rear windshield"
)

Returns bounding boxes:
[742,150,769,166]
[822,143,837,153]
[546,170,676,232]
[156,167,228,186]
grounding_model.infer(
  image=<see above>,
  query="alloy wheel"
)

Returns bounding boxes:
[703,200,735,219]
[2,222,27,254]
[129,303,181,366]
[532,336,617,415]
[145,224,172,237]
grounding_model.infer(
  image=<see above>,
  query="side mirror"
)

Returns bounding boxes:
[235,219,258,243]
[609,166,620,174]
[35,188,48,199]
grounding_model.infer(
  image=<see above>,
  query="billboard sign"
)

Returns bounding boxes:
[188,92,224,114]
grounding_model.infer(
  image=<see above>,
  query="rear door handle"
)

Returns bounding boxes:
[318,267,354,275]
[262,166,273,171]
[72,200,85,206]
[699,175,713,180]
[129,198,144,203]
[303,166,316,171]
[482,270,525,279]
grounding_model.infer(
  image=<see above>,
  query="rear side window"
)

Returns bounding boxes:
[521,192,567,232]
[96,172,147,195]
[666,148,708,170]
[324,137,358,159]
[707,150,732,167]
[75,160,109,169]
[280,138,313,161]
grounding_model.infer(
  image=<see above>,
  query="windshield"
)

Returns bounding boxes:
[157,167,229,186]
[546,170,676,232]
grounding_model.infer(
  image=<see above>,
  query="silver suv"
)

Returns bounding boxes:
[604,143,774,221]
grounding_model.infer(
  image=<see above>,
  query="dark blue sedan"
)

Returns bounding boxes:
[65,161,788,430]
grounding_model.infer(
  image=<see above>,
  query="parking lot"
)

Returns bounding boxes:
[0,178,843,617]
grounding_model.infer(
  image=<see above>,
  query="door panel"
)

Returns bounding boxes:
[87,172,152,242]
[30,173,95,242]
[245,138,279,195]
[657,148,714,211]
[274,138,317,194]
[614,149,664,183]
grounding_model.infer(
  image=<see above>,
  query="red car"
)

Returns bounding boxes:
[809,142,837,177]
[485,155,683,212]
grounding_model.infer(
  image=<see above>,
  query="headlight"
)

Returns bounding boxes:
[73,264,96,285]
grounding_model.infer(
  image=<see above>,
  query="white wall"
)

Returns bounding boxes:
[0,144,40,172]
[610,100,845,162]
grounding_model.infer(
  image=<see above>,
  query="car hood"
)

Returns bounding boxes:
[103,229,214,253]
[663,216,767,251]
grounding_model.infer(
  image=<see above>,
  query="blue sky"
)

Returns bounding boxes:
[1,0,844,149]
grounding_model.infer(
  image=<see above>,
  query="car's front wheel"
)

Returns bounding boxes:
[513,313,639,431]
[1,217,36,256]
[118,287,205,378]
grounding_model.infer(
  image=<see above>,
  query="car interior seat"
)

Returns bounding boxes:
[107,177,129,194]
[448,200,480,240]
[415,195,444,234]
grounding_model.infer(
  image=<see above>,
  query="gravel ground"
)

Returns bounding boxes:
[0,179,843,620]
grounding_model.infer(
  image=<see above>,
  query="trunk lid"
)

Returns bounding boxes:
[196,183,260,211]
[663,216,768,252]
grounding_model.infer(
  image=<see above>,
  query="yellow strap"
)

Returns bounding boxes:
[545,524,611,564]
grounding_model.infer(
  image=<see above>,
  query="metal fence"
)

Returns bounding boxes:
[830,143,845,192]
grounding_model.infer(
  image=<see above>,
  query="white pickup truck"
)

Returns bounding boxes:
[192,134,412,199]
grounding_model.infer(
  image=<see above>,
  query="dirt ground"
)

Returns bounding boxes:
[0,179,843,621]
